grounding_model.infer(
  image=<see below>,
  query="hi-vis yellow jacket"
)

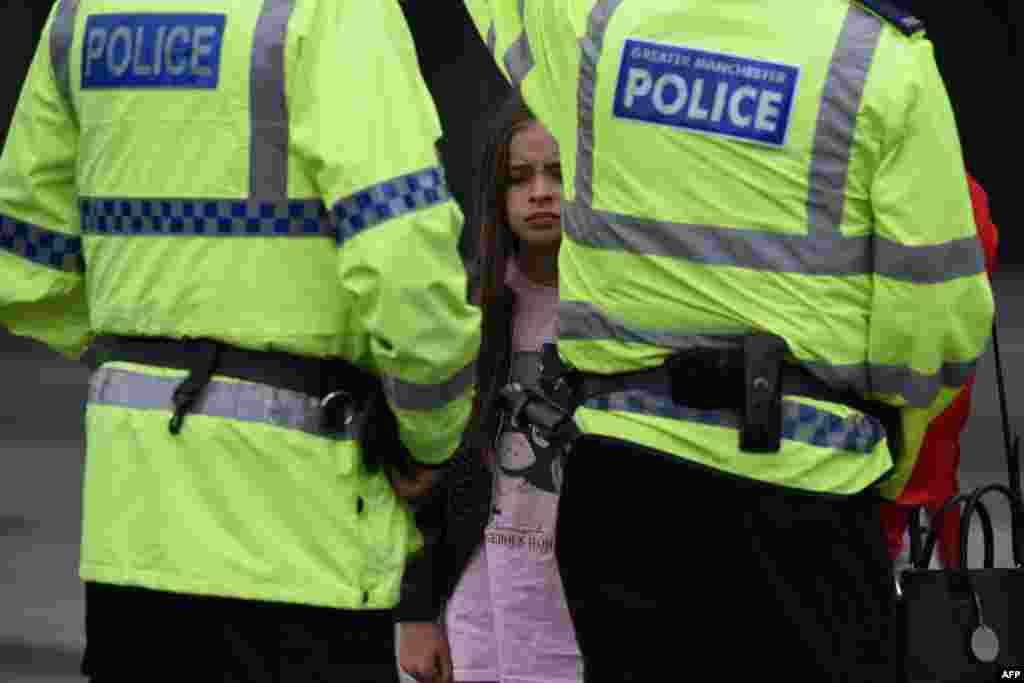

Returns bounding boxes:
[466,0,994,499]
[0,0,480,609]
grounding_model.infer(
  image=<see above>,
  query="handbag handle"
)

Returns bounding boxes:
[959,482,1024,569]
[915,494,995,569]
[991,320,1023,504]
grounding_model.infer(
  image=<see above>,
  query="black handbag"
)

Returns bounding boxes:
[899,484,1024,681]
[897,321,1024,682]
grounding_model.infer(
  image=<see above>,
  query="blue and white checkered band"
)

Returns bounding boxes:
[613,39,800,148]
[0,213,84,273]
[332,167,451,245]
[584,390,885,455]
[80,198,333,238]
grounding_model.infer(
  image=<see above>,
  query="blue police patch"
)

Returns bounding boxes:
[81,14,225,89]
[613,39,800,148]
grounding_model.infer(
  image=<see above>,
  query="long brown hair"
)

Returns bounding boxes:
[464,90,536,455]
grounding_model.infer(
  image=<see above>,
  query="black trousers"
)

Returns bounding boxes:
[81,582,399,682]
[555,435,903,682]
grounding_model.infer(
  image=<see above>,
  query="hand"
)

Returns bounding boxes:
[398,621,453,683]
[388,462,443,501]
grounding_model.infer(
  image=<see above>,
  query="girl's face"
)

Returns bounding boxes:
[505,120,562,250]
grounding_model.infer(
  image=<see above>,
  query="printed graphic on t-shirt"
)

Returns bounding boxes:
[498,422,563,494]
[491,424,564,535]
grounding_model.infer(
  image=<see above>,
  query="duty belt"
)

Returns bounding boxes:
[501,335,902,457]
[93,335,427,474]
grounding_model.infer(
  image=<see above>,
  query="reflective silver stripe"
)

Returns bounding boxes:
[88,366,354,440]
[564,201,870,275]
[559,300,974,407]
[754,354,976,409]
[798,358,975,408]
[868,360,976,405]
[382,361,475,412]
[486,21,497,57]
[807,5,882,235]
[50,0,79,110]
[793,361,974,408]
[563,200,984,282]
[575,0,625,207]
[250,0,294,199]
[558,300,744,349]
[875,238,985,284]
[503,0,535,86]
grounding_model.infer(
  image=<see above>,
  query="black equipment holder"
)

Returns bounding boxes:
[169,339,221,434]
[499,382,580,448]
[503,334,902,458]
[95,335,431,476]
[740,334,787,452]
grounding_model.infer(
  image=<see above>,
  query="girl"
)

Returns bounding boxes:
[397,90,581,683]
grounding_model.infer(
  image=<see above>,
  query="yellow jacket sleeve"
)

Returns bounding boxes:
[0,4,92,359]
[868,36,994,499]
[289,0,480,467]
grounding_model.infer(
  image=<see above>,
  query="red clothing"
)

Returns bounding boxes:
[971,176,999,275]
[880,175,998,566]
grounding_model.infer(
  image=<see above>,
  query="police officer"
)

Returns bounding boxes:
[465,0,993,680]
[0,1,479,681]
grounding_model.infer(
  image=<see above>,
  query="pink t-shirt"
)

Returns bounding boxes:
[445,258,582,683]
